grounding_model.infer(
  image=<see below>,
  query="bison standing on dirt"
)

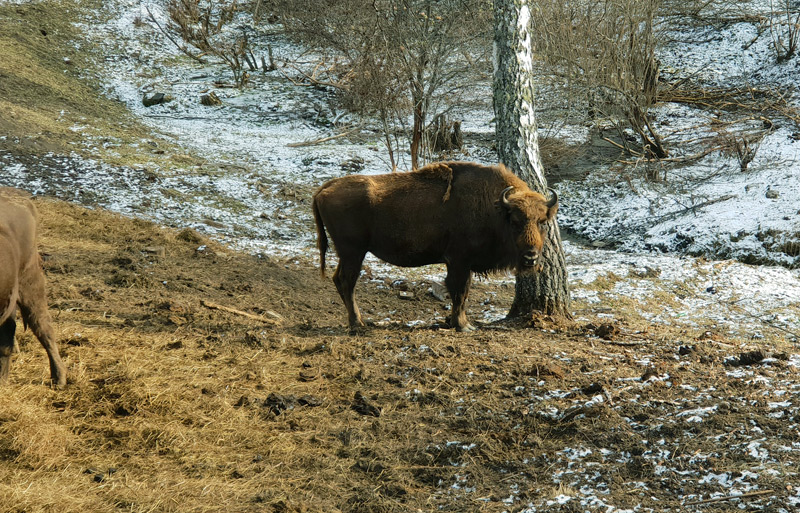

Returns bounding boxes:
[0,188,67,386]
[312,161,558,332]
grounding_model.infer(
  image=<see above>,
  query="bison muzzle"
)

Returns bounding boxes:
[0,188,67,386]
[312,161,558,332]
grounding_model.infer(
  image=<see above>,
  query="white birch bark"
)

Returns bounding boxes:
[493,0,571,318]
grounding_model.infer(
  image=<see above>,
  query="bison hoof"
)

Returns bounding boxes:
[348,325,367,336]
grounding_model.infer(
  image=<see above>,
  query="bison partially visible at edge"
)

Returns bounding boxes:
[312,161,558,332]
[0,188,67,386]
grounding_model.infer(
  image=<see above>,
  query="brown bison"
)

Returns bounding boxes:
[0,188,67,386]
[312,161,558,332]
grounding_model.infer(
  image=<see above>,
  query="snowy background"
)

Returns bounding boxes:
[1,0,798,335]
[2,0,797,265]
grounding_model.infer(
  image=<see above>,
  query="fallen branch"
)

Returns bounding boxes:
[602,136,642,156]
[604,340,647,347]
[200,299,283,325]
[588,349,626,360]
[653,194,737,224]
[715,298,800,340]
[143,114,213,120]
[684,489,774,506]
[277,67,304,86]
[287,126,362,148]
[559,404,604,423]
[280,62,349,91]
[617,146,721,165]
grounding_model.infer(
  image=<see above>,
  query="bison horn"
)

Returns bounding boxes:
[501,186,514,208]
[546,188,558,208]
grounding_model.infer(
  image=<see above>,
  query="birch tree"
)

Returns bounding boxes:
[493,0,571,318]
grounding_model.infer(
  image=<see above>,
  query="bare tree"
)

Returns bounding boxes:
[493,0,571,319]
[168,0,253,87]
[530,0,667,159]
[274,0,491,169]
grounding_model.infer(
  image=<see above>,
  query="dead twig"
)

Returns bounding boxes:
[286,126,362,148]
[652,194,737,224]
[145,6,205,64]
[684,489,775,506]
[200,299,283,325]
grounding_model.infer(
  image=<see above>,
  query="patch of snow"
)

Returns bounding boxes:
[554,1,800,268]
[746,441,770,460]
[676,405,718,418]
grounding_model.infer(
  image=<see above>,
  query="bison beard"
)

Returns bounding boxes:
[312,161,558,332]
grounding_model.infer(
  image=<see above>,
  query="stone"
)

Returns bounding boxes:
[142,93,167,107]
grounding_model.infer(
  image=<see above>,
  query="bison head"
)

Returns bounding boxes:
[500,186,558,269]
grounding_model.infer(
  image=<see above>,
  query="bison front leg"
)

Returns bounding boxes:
[332,252,366,333]
[18,261,67,387]
[0,317,15,384]
[445,265,474,332]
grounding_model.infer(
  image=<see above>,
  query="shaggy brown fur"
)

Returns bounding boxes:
[0,188,66,386]
[312,161,558,332]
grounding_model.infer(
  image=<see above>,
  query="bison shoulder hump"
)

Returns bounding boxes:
[414,162,453,181]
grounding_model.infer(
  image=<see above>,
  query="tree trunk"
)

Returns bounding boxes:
[410,95,424,170]
[493,0,571,319]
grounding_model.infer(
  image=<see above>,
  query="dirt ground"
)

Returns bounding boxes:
[0,197,797,513]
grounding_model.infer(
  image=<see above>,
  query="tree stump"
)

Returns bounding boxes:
[428,114,463,153]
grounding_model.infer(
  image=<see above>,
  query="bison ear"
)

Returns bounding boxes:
[544,188,559,221]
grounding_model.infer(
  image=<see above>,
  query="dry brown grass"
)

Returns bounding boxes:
[0,0,187,168]
[1,198,797,512]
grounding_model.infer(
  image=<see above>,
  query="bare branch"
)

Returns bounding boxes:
[145,5,206,63]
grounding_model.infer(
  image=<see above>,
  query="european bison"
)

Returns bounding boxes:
[0,188,66,386]
[312,161,558,332]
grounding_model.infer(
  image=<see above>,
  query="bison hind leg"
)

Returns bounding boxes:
[18,264,67,387]
[332,251,367,332]
[0,317,15,384]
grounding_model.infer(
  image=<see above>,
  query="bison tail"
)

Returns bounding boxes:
[312,196,328,278]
